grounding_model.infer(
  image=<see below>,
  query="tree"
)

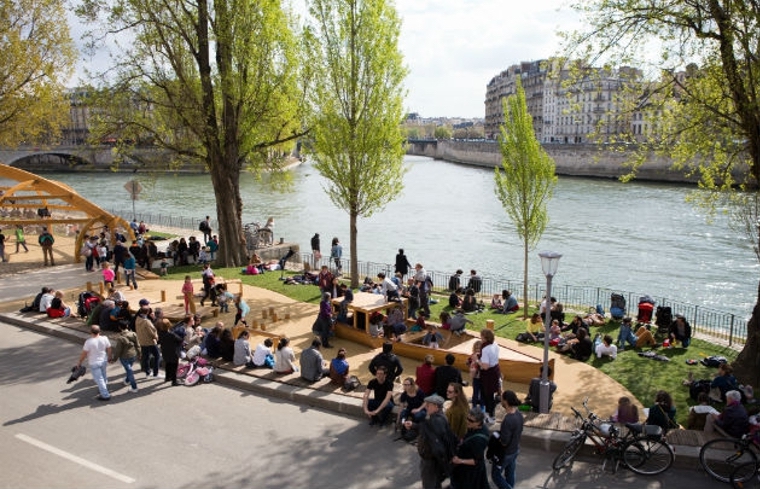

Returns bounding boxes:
[304,0,407,288]
[494,78,557,319]
[77,0,305,266]
[566,0,760,385]
[434,126,452,140]
[0,0,76,147]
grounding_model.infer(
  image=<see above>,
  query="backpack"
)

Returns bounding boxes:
[486,431,506,464]
[77,291,101,319]
[700,355,728,368]
[655,306,672,328]
[199,220,209,232]
[20,292,43,313]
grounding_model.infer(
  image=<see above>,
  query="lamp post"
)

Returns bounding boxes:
[538,250,562,414]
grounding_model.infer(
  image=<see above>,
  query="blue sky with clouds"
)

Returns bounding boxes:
[68,0,578,119]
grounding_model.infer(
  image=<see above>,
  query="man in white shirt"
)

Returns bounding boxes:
[77,325,113,401]
[594,334,618,359]
[252,338,274,368]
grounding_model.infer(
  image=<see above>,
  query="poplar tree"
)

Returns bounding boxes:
[304,0,407,288]
[0,0,76,146]
[566,0,760,385]
[77,0,304,266]
[494,78,557,319]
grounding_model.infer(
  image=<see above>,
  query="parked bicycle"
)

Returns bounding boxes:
[731,459,760,489]
[552,398,675,475]
[700,433,759,484]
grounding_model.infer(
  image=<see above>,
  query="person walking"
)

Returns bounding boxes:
[330,237,342,273]
[38,226,55,266]
[123,252,138,289]
[404,394,456,489]
[311,232,321,268]
[0,228,6,262]
[15,225,29,253]
[76,325,112,401]
[111,322,141,393]
[492,390,524,489]
[395,248,411,281]
[135,310,160,378]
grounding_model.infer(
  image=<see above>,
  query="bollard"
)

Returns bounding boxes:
[161,290,166,302]
[98,282,105,296]
[486,319,495,330]
[251,319,258,329]
[272,312,278,322]
[268,306,275,317]
[284,313,291,320]
[260,322,266,331]
[262,309,268,319]
[239,282,243,296]
[86,281,93,292]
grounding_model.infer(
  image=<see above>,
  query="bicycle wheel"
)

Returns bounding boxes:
[731,461,760,489]
[623,438,674,475]
[700,438,758,483]
[552,433,586,470]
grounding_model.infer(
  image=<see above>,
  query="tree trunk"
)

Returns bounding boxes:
[209,160,248,267]
[733,280,760,387]
[522,237,529,320]
[349,208,358,289]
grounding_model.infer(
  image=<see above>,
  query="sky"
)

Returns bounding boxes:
[68,0,579,119]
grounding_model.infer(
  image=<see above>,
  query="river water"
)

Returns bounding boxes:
[38,155,757,318]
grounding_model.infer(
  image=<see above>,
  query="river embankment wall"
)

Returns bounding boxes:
[407,139,695,183]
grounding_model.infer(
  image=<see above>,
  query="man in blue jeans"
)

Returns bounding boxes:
[493,390,524,489]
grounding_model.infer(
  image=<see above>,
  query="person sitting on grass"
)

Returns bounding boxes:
[461,288,479,313]
[557,327,592,362]
[499,290,519,314]
[617,316,656,350]
[594,334,618,360]
[516,313,544,344]
[669,314,692,348]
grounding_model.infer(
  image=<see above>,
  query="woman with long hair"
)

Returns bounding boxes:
[445,382,470,439]
[274,337,297,374]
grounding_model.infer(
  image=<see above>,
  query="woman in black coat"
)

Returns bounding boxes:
[394,248,411,280]
[451,408,491,489]
[158,323,184,386]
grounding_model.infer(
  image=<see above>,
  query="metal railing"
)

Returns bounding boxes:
[115,209,749,347]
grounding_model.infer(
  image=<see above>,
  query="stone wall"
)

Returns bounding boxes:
[407,139,700,183]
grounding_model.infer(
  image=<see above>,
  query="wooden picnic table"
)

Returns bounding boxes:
[332,291,407,332]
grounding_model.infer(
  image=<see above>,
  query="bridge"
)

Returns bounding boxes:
[0,145,182,172]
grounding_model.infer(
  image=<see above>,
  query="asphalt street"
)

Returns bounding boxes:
[0,321,724,489]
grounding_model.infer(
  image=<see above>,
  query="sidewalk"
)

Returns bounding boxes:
[0,266,705,470]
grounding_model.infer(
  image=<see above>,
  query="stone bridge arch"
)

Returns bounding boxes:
[0,162,135,262]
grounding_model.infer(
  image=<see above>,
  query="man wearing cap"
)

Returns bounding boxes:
[492,390,524,489]
[363,365,395,426]
[38,226,55,266]
[404,393,456,489]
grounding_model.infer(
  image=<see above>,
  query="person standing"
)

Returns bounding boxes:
[15,225,29,253]
[330,237,342,273]
[123,252,138,289]
[395,248,411,281]
[76,325,112,401]
[311,232,321,267]
[135,310,160,378]
[0,228,6,262]
[414,263,431,318]
[200,215,212,243]
[111,322,141,393]
[404,394,456,489]
[38,226,55,266]
[450,408,491,489]
[492,390,524,489]
[313,292,334,348]
[478,328,502,424]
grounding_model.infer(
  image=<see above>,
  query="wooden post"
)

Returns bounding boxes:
[268,306,275,318]
[251,319,258,329]
[260,322,266,331]
[98,282,105,296]
[161,290,166,302]
[86,281,93,292]
[239,282,243,296]
[271,312,278,322]
[486,319,495,330]
[262,309,268,319]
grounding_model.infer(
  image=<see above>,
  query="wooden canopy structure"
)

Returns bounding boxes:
[0,162,135,262]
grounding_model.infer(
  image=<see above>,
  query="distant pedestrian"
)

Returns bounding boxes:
[395,248,411,280]
[123,252,138,289]
[111,322,141,393]
[330,237,342,273]
[199,215,212,243]
[15,225,28,253]
[182,275,195,315]
[76,325,112,401]
[0,228,6,262]
[311,232,321,267]
[492,390,524,489]
[38,226,55,266]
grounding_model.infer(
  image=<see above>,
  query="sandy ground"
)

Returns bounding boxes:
[0,224,639,417]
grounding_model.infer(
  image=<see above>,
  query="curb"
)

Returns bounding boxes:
[0,311,703,471]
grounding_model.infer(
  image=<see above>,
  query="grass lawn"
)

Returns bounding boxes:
[163,266,738,424]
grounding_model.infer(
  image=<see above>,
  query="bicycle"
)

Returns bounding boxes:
[731,460,760,489]
[552,398,675,475]
[700,433,759,484]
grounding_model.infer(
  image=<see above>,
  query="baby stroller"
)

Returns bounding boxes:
[637,295,655,325]
[610,293,626,320]
[655,306,673,337]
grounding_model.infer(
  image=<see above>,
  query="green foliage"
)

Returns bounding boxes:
[494,78,557,318]
[0,0,76,147]
[434,126,452,140]
[303,0,408,287]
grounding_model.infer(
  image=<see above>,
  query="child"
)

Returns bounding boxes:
[234,295,249,326]
[216,284,234,313]
[160,259,169,276]
[182,275,195,315]
[102,262,115,289]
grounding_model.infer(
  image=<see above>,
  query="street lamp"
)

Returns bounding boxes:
[538,250,562,414]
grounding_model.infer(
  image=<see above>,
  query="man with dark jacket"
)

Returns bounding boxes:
[368,342,404,383]
[434,353,463,398]
[403,394,456,489]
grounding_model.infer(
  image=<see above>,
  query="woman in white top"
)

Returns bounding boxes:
[273,337,297,374]
[477,328,502,421]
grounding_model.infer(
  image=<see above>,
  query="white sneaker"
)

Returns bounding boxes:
[123,379,130,385]
[128,387,138,393]
[153,372,164,379]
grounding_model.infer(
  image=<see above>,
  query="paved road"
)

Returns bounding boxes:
[0,321,722,489]
[0,264,94,303]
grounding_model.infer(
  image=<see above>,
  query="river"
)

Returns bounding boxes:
[38,155,758,318]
